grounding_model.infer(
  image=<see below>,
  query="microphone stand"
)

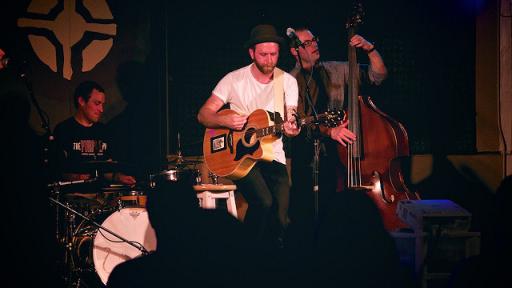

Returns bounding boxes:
[18,64,65,243]
[19,66,55,183]
[293,44,321,224]
[176,131,183,164]
[21,69,50,137]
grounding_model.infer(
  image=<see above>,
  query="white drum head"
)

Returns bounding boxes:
[93,208,157,285]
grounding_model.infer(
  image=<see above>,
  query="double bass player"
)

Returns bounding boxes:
[285,25,388,249]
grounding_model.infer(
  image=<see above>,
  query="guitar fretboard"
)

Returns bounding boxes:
[256,125,282,138]
[252,112,341,139]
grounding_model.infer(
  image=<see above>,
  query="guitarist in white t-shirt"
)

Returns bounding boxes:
[198,24,300,251]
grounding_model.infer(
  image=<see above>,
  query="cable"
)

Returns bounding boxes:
[97,228,148,253]
[498,0,511,177]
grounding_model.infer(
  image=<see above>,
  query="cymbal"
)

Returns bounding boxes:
[101,184,146,192]
[166,154,203,166]
[171,160,203,166]
[101,184,131,192]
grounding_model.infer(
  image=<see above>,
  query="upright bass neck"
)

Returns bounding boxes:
[347,26,362,157]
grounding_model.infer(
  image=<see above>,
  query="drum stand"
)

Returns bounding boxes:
[48,179,98,242]
[48,181,85,287]
[48,182,150,287]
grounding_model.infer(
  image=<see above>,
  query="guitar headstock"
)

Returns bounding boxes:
[319,110,344,128]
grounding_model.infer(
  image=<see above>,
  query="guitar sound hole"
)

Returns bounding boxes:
[244,128,256,145]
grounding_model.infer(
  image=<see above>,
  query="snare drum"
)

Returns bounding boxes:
[101,185,147,208]
[149,167,201,187]
[116,190,147,208]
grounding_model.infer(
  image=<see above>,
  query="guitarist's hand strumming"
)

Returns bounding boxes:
[222,113,248,131]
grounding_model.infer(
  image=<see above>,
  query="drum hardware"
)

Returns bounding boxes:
[208,172,219,184]
[48,178,99,242]
[166,135,204,185]
[195,169,203,185]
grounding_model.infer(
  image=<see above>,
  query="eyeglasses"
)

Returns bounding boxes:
[300,36,319,48]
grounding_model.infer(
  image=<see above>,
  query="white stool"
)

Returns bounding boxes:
[193,184,238,218]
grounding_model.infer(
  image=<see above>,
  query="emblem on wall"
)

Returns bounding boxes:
[17,0,117,80]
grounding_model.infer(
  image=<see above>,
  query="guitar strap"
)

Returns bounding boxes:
[273,67,285,123]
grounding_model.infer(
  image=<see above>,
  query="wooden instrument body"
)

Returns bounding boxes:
[203,109,277,180]
[204,109,342,180]
[337,96,419,231]
[339,3,419,231]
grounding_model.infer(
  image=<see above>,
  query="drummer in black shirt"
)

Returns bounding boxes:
[53,80,136,186]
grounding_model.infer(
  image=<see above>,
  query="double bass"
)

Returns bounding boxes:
[337,3,419,231]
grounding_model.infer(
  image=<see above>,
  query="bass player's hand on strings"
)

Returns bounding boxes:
[328,120,356,146]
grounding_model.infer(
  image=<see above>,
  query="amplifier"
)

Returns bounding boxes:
[396,199,471,233]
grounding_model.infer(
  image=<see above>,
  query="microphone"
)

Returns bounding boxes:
[286,28,302,48]
[1,56,28,69]
[1,57,9,67]
[1,56,28,77]
[12,58,30,80]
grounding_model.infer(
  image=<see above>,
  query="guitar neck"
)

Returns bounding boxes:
[255,124,283,138]
[254,113,333,139]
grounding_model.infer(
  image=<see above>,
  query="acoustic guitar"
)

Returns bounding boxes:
[203,109,342,180]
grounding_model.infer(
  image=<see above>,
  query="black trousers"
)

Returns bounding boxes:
[234,160,290,244]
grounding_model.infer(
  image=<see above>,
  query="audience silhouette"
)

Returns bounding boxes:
[310,191,411,288]
[1,90,63,287]
[106,179,257,288]
[448,174,512,288]
[108,60,160,179]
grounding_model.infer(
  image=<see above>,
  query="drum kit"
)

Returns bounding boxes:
[49,155,212,287]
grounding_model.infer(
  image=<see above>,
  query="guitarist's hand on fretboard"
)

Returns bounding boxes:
[283,119,301,137]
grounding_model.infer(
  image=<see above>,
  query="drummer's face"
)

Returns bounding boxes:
[79,89,105,124]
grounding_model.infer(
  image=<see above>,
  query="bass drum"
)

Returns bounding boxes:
[92,207,157,285]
